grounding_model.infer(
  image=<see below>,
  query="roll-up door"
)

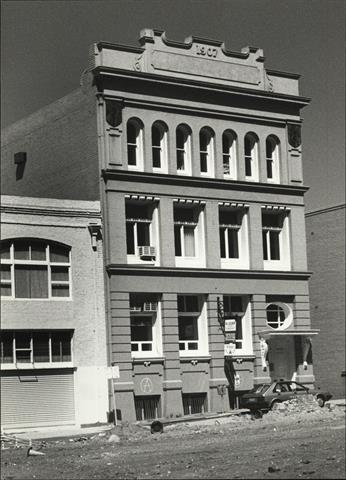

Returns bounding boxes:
[1,369,75,428]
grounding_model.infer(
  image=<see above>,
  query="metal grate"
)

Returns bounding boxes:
[182,393,207,416]
[135,396,161,421]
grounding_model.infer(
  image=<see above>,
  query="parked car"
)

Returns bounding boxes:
[240,380,332,414]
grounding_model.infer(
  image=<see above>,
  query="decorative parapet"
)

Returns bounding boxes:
[92,29,304,97]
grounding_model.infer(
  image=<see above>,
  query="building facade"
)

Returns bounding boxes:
[1,29,316,423]
[306,204,346,399]
[0,195,109,430]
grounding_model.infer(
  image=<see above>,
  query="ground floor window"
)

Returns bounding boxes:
[182,393,207,415]
[134,395,161,421]
[0,330,72,365]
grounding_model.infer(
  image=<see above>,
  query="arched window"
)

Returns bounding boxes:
[176,124,192,175]
[266,135,280,183]
[244,133,259,181]
[127,118,143,170]
[0,239,71,299]
[152,121,168,172]
[222,130,237,179]
[199,127,215,176]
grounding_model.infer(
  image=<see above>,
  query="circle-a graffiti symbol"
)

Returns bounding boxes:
[140,377,153,393]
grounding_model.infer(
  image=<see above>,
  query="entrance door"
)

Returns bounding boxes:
[268,336,295,381]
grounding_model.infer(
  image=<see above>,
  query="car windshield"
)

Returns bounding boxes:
[250,384,271,394]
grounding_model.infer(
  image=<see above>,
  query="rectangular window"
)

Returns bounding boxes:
[182,393,207,415]
[51,332,72,362]
[14,265,49,298]
[262,213,284,261]
[219,209,243,260]
[178,316,198,350]
[1,241,71,299]
[223,296,244,350]
[135,396,161,421]
[223,295,253,355]
[174,207,198,257]
[1,264,12,296]
[33,332,50,362]
[131,316,153,352]
[178,295,206,353]
[0,332,14,363]
[15,332,32,363]
[125,203,156,259]
[130,293,161,356]
[0,331,72,365]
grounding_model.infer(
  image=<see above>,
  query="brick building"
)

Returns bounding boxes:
[1,29,317,422]
[305,204,346,399]
[0,195,108,430]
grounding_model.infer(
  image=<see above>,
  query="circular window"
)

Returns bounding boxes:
[266,302,292,330]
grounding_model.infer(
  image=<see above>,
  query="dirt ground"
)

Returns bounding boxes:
[1,406,345,480]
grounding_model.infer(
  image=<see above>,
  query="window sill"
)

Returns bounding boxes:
[225,354,256,360]
[263,260,291,271]
[132,356,165,364]
[127,255,157,266]
[1,297,72,301]
[221,259,249,270]
[175,257,205,268]
[179,355,211,362]
[1,362,74,371]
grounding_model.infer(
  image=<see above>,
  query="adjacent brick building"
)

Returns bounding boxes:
[1,29,317,423]
[306,204,346,399]
[0,195,109,430]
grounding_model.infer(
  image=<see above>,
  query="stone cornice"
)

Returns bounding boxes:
[102,169,309,196]
[106,265,312,280]
[93,66,311,107]
[102,94,298,127]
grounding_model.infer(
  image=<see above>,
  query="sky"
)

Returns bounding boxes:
[1,0,345,211]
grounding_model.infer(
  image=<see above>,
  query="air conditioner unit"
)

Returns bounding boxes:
[143,302,158,312]
[138,246,156,259]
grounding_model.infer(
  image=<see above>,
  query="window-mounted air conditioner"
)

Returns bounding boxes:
[138,246,156,259]
[143,302,158,312]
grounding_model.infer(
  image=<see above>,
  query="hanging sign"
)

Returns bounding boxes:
[225,319,237,332]
[224,343,236,355]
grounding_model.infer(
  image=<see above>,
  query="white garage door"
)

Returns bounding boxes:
[1,369,75,429]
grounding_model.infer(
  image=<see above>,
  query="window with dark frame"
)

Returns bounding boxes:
[219,209,241,259]
[174,206,198,257]
[177,295,201,351]
[262,213,284,261]
[0,331,72,364]
[223,295,245,349]
[0,240,71,299]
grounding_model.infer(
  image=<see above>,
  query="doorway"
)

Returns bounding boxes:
[268,335,295,381]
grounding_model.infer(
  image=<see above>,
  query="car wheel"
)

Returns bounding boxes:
[316,396,325,408]
[271,400,281,410]
[251,409,263,420]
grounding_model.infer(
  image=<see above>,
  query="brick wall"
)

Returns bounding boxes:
[306,205,346,398]
[1,90,99,201]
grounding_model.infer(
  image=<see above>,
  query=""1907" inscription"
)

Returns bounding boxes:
[196,44,218,58]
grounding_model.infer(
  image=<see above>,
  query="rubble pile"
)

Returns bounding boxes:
[269,394,323,416]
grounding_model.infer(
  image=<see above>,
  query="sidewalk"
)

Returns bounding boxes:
[3,423,113,442]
